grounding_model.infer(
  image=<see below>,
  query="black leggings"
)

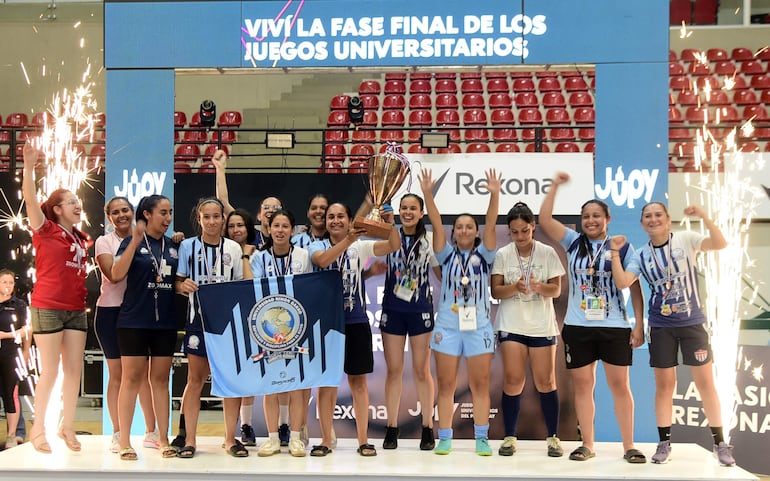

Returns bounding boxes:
[0,354,19,414]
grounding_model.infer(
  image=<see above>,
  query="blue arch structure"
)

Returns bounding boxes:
[104,0,668,442]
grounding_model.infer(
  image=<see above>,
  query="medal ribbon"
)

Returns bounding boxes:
[270,246,294,276]
[199,236,224,284]
[515,242,536,289]
[648,233,674,291]
[143,233,165,280]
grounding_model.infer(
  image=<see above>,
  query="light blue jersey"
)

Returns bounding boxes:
[251,246,311,278]
[434,242,496,330]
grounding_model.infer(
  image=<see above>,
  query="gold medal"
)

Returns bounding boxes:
[665,281,671,290]
[587,267,595,275]
[461,276,469,286]
[156,274,162,283]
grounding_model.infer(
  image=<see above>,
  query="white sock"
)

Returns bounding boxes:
[290,430,300,440]
[279,404,289,425]
[269,432,279,441]
[240,404,253,426]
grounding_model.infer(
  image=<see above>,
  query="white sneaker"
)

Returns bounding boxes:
[257,438,282,457]
[143,430,160,449]
[289,438,306,457]
[110,432,120,453]
[300,425,309,446]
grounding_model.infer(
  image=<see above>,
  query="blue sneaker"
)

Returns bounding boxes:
[278,423,290,447]
[651,441,671,464]
[476,437,492,456]
[240,424,256,446]
[434,438,452,455]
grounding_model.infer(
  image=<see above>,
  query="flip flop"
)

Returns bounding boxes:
[119,447,138,461]
[624,448,647,464]
[569,446,596,461]
[57,430,82,452]
[310,445,332,457]
[227,441,249,458]
[177,445,196,458]
[357,443,377,457]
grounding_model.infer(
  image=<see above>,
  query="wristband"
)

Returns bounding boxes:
[241,254,250,260]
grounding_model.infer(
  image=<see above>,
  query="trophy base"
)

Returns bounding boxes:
[353,216,393,239]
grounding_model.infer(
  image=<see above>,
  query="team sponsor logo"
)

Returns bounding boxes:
[694,349,708,363]
[595,166,659,209]
[248,294,308,362]
[113,169,167,207]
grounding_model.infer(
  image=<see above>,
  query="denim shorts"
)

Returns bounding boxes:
[30,307,87,334]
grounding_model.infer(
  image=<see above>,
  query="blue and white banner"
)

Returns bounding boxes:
[197,270,345,397]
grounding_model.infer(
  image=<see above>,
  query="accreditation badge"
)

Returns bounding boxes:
[458,304,477,331]
[394,276,417,302]
[584,296,605,321]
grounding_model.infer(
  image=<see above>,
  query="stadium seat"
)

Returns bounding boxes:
[568,92,593,107]
[218,111,242,127]
[347,160,369,174]
[729,75,749,90]
[465,143,491,153]
[461,93,486,109]
[91,112,106,128]
[705,90,729,105]
[578,128,595,140]
[512,78,536,92]
[680,48,700,62]
[740,60,765,75]
[488,93,513,109]
[463,109,488,126]
[669,50,677,61]
[198,163,216,174]
[670,0,691,25]
[410,72,432,80]
[380,129,404,143]
[408,110,433,126]
[324,143,347,162]
[559,70,583,77]
[669,106,684,123]
[514,92,539,107]
[713,60,737,76]
[715,105,741,123]
[435,79,457,93]
[706,48,728,61]
[731,47,754,61]
[189,112,202,127]
[757,48,770,61]
[695,76,720,90]
[537,77,561,92]
[509,71,532,78]
[436,109,460,126]
[542,92,567,108]
[584,142,595,152]
[439,128,462,142]
[182,130,208,143]
[550,128,575,141]
[202,144,229,161]
[360,94,379,110]
[545,108,570,124]
[574,107,596,124]
[175,143,200,162]
[670,76,693,90]
[174,161,193,174]
[325,129,348,143]
[437,143,462,154]
[734,90,758,105]
[359,80,381,94]
[490,109,515,125]
[381,110,405,126]
[743,105,768,120]
[750,74,770,90]
[2,112,28,128]
[535,71,557,78]
[761,90,770,104]
[409,79,432,94]
[492,128,517,141]
[327,110,350,127]
[211,130,236,144]
[361,110,378,127]
[687,61,711,76]
[409,94,432,110]
[495,143,520,153]
[677,90,700,105]
[518,108,543,125]
[89,143,106,161]
[563,76,588,92]
[384,80,406,94]
[465,129,489,142]
[408,144,429,154]
[485,71,508,78]
[460,72,482,79]
[555,142,580,152]
[685,106,709,123]
[435,94,459,109]
[351,129,376,143]
[486,78,509,93]
[739,142,760,152]
[319,161,344,174]
[460,79,484,93]
[434,72,457,79]
[0,130,11,144]
[525,143,550,152]
[669,62,685,76]
[382,94,406,110]
[669,127,694,139]
[30,112,54,128]
[174,111,187,128]
[693,0,717,24]
[350,143,375,161]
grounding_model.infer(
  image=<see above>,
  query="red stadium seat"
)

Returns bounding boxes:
[670,0,691,25]
[384,80,406,94]
[437,143,462,154]
[360,94,379,110]
[488,93,513,108]
[460,79,484,93]
[435,79,457,93]
[30,112,54,128]
[706,48,728,61]
[174,111,187,128]
[542,92,566,108]
[578,128,595,140]
[729,75,749,90]
[92,112,106,128]
[319,161,344,174]
[715,106,740,123]
[734,90,758,105]
[409,79,432,94]
[537,77,561,92]
[461,93,486,109]
[568,92,593,107]
[360,111,378,127]
[465,143,491,153]
[485,72,508,78]
[348,160,369,174]
[435,94,459,109]
[198,163,216,174]
[463,109,488,126]
[190,112,201,127]
[409,94,432,110]
[495,143,520,153]
[382,94,406,110]
[705,90,729,105]
[731,47,754,61]
[436,110,460,126]
[218,111,242,127]
[460,72,482,79]
[669,106,684,123]
[351,129,376,143]
[381,110,405,127]
[677,90,699,105]
[739,142,760,152]
[525,143,550,152]
[325,129,348,143]
[693,0,717,24]
[685,106,709,123]
[0,130,11,143]
[514,92,539,107]
[549,128,575,141]
[555,142,580,152]
[559,70,583,77]
[669,127,693,139]
[174,161,193,174]
[202,144,229,161]
[182,130,208,143]
[512,78,536,92]
[211,130,236,144]
[324,143,347,162]
[688,61,711,76]
[669,62,685,76]
[585,142,595,152]
[545,108,570,124]
[350,143,375,161]
[574,107,596,124]
[669,50,677,61]
[535,71,557,78]
[465,128,489,142]
[509,71,532,78]
[380,129,404,143]
[407,144,429,154]
[175,143,200,162]
[490,109,515,125]
[762,90,770,104]
[743,105,769,120]
[713,61,737,76]
[2,112,28,128]
[434,72,457,79]
[670,76,693,90]
[563,76,588,92]
[408,110,433,126]
[359,80,381,94]
[327,110,350,126]
[486,78,509,93]
[492,128,517,141]
[680,49,700,62]
[695,76,719,90]
[757,48,770,61]
[518,108,543,125]
[750,74,770,90]
[740,60,765,75]
[89,143,106,161]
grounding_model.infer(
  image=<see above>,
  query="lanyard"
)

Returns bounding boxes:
[199,237,224,283]
[515,242,536,288]
[143,233,165,282]
[454,248,476,303]
[649,233,674,290]
[270,246,294,276]
[585,236,608,276]
[397,232,420,276]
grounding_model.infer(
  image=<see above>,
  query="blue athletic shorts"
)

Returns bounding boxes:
[430,324,495,357]
[380,310,434,337]
[94,306,121,359]
[183,329,207,358]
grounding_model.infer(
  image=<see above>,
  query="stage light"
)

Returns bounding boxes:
[199,99,216,128]
[265,131,295,149]
[420,132,450,149]
[348,96,364,124]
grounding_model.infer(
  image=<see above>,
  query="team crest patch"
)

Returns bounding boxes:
[248,294,308,363]
[222,253,232,266]
[433,331,442,344]
[169,247,178,259]
[694,349,708,363]
[187,334,200,351]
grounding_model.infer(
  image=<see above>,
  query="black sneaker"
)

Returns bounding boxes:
[383,426,399,450]
[419,426,435,451]
[278,423,290,447]
[240,424,256,446]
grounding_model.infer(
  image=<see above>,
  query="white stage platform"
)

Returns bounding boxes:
[0,436,758,481]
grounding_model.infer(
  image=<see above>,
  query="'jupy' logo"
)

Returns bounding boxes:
[595,167,659,209]
[113,169,167,206]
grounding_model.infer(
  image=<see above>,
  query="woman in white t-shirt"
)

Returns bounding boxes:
[491,202,565,458]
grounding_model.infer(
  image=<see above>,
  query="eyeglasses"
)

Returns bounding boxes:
[261,204,282,211]
[58,199,81,207]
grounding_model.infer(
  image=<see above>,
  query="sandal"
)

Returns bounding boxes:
[227,441,249,458]
[57,429,82,452]
[161,444,179,458]
[624,448,647,464]
[569,446,596,461]
[310,445,332,457]
[357,443,377,457]
[177,445,196,458]
[31,431,51,454]
[119,447,138,461]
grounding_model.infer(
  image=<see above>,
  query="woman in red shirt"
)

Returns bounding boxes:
[22,141,89,454]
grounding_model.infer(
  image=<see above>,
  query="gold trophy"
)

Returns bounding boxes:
[353,143,411,238]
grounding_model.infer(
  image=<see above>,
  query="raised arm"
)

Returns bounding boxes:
[538,172,569,243]
[418,168,445,252]
[111,221,144,282]
[212,149,235,216]
[311,230,364,268]
[482,169,502,251]
[22,140,45,230]
[685,205,727,252]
